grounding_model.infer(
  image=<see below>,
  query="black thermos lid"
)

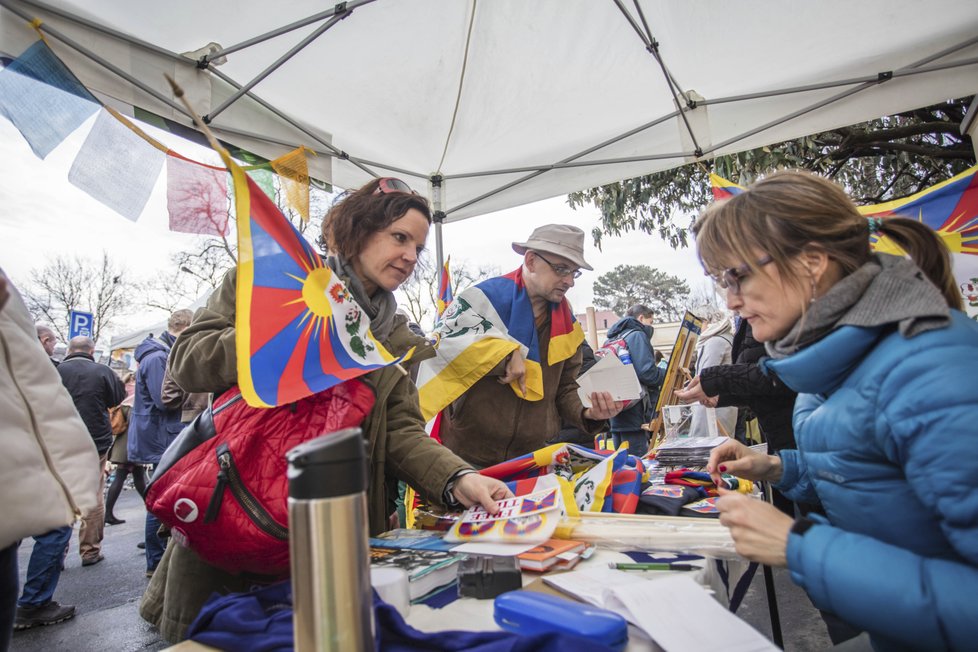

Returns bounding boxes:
[286,427,367,499]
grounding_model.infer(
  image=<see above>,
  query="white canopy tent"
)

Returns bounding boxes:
[1,0,976,269]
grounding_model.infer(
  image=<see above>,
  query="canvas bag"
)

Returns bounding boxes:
[145,379,375,577]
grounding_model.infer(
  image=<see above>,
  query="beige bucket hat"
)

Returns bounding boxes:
[511,224,593,271]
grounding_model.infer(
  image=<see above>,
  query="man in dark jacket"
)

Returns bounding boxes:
[605,305,665,456]
[128,309,193,576]
[57,336,126,566]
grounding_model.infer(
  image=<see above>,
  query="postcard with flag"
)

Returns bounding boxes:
[225,160,413,408]
[416,267,583,421]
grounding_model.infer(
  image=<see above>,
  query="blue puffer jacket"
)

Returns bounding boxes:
[605,317,664,433]
[128,334,184,465]
[764,311,978,651]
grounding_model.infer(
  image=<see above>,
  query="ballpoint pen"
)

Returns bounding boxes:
[608,562,697,571]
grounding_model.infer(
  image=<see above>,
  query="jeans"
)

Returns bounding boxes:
[611,431,649,457]
[18,526,72,608]
[145,464,164,571]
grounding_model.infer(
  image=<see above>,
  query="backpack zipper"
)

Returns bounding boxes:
[204,442,288,540]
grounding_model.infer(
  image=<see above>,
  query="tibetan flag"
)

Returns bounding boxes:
[480,443,645,514]
[436,256,454,319]
[709,173,744,201]
[861,164,978,256]
[415,266,583,421]
[224,157,413,408]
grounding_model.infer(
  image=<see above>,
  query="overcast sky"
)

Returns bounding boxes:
[0,114,708,337]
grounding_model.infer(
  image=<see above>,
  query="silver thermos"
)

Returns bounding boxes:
[287,428,372,651]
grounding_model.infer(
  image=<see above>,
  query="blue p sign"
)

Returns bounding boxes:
[68,310,94,339]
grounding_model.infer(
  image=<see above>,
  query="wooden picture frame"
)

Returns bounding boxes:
[644,310,704,450]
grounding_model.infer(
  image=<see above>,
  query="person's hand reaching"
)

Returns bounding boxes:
[706,438,783,486]
[452,473,513,515]
[716,489,792,567]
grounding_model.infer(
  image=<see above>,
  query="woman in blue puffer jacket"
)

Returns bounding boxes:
[693,170,978,651]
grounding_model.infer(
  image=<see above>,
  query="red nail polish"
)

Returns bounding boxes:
[719,465,727,472]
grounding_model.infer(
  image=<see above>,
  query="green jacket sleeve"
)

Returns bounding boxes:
[168,268,238,393]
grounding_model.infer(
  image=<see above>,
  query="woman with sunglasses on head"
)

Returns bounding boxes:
[140,177,511,643]
[693,170,978,651]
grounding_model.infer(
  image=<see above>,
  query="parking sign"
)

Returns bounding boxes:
[69,310,94,339]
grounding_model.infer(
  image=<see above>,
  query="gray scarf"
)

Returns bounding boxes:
[326,255,398,342]
[766,253,950,359]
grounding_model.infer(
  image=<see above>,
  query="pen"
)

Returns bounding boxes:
[608,562,697,571]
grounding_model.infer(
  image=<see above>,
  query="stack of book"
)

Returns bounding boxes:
[654,435,727,468]
[517,538,588,572]
[369,529,464,602]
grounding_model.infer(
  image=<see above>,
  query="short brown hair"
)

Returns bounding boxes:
[168,309,194,333]
[693,170,960,310]
[321,179,432,260]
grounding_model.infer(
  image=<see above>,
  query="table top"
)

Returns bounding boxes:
[165,547,750,652]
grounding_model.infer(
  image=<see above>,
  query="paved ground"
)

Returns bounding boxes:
[11,486,833,651]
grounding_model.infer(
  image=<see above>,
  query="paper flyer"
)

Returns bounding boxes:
[443,487,561,544]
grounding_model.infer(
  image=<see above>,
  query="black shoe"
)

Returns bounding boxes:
[81,554,105,567]
[136,541,146,550]
[14,601,76,630]
[105,516,125,526]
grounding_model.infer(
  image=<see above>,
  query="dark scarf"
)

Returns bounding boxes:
[766,253,951,359]
[326,255,397,342]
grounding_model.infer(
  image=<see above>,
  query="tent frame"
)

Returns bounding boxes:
[2,0,976,274]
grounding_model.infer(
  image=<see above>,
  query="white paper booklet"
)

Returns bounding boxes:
[604,574,778,652]
[576,353,642,407]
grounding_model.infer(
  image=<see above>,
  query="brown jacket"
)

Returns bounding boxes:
[167,269,468,533]
[439,314,606,468]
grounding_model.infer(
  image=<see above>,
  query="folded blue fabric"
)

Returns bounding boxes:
[187,581,614,652]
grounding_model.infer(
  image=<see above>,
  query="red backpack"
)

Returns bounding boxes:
[145,379,375,577]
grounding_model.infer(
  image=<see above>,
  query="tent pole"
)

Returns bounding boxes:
[432,176,445,287]
[201,0,376,64]
[206,14,346,123]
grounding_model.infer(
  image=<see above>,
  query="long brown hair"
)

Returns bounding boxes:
[693,170,961,309]
[320,179,432,261]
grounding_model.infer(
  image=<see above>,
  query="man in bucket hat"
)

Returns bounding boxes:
[417,224,622,468]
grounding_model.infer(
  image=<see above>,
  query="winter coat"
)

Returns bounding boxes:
[0,273,100,549]
[166,268,468,534]
[690,320,737,437]
[699,320,796,452]
[128,334,184,464]
[57,352,126,455]
[439,311,606,468]
[605,317,665,434]
[767,311,978,651]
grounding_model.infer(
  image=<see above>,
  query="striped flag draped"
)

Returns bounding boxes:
[416,267,583,421]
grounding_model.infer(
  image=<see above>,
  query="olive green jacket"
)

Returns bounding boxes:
[168,269,469,535]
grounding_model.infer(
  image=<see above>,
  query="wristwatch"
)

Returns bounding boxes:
[443,469,476,508]
[790,516,815,537]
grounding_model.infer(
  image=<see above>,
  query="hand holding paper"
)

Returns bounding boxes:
[576,354,642,408]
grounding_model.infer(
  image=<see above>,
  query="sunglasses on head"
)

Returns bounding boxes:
[534,251,582,279]
[711,254,773,295]
[373,177,416,195]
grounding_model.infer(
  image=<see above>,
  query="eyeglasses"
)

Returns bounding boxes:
[711,254,774,295]
[373,177,416,195]
[533,252,582,279]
